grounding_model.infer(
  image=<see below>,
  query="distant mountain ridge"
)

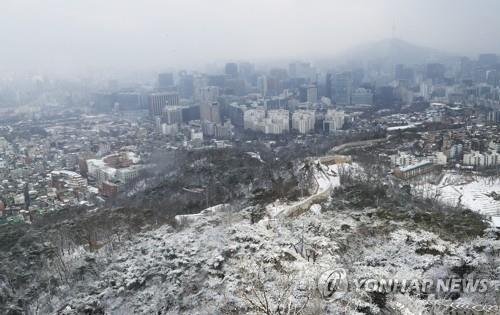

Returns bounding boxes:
[331,38,454,66]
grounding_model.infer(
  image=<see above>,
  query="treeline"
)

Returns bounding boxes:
[331,162,490,241]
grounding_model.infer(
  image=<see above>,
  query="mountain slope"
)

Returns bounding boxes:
[333,38,453,65]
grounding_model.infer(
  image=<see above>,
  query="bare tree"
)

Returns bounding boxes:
[238,261,312,315]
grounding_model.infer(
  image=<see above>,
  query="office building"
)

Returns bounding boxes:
[463,150,500,167]
[394,160,434,179]
[148,92,179,116]
[178,72,194,98]
[115,92,147,111]
[308,85,318,103]
[163,106,183,125]
[158,72,174,89]
[266,110,290,134]
[289,62,315,82]
[265,97,288,110]
[292,110,315,134]
[228,103,246,128]
[351,88,373,105]
[332,72,352,105]
[243,108,266,131]
[426,63,445,83]
[200,86,219,103]
[323,110,345,132]
[225,63,238,77]
[200,102,221,123]
[478,54,498,67]
[161,123,178,136]
[258,75,268,97]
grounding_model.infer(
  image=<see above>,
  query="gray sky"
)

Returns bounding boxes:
[1,0,500,76]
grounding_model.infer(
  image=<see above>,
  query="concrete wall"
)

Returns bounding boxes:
[279,184,333,218]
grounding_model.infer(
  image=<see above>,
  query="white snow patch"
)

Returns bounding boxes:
[266,162,357,218]
[413,172,500,218]
[246,151,265,163]
[310,204,322,215]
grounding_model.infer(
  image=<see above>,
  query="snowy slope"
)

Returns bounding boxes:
[414,172,500,217]
[30,203,500,314]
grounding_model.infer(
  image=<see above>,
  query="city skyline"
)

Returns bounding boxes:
[1,2,500,314]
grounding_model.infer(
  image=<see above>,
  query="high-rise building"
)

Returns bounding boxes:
[181,105,201,122]
[115,92,147,111]
[200,102,221,124]
[243,108,266,131]
[161,123,178,136]
[395,64,414,83]
[214,121,234,139]
[292,110,315,134]
[474,68,488,83]
[193,74,208,102]
[269,68,288,81]
[351,88,373,105]
[163,106,183,125]
[487,110,500,123]
[258,75,268,97]
[459,57,473,80]
[266,110,290,134]
[228,103,246,128]
[200,86,219,104]
[325,73,333,99]
[266,77,281,96]
[92,92,115,113]
[486,70,499,86]
[289,62,315,82]
[199,86,221,124]
[448,144,463,160]
[307,85,318,103]
[225,63,238,77]
[224,78,246,96]
[478,54,498,68]
[239,62,255,82]
[351,68,365,88]
[332,72,352,105]
[207,75,225,88]
[299,85,318,103]
[426,63,445,83]
[463,150,500,167]
[323,110,345,132]
[375,86,397,107]
[154,115,162,131]
[158,72,174,89]
[178,72,194,99]
[264,97,288,110]
[148,92,179,116]
[242,108,289,134]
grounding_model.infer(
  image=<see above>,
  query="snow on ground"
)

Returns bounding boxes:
[265,162,350,218]
[310,204,322,215]
[175,203,231,225]
[413,172,500,226]
[27,160,500,314]
[386,124,418,131]
[245,152,265,163]
[48,203,500,314]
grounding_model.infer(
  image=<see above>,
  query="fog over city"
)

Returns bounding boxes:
[2,1,500,314]
[2,0,500,75]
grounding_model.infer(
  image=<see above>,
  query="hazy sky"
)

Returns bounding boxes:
[2,0,500,75]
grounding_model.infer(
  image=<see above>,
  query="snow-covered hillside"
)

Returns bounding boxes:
[413,172,500,224]
[22,202,500,315]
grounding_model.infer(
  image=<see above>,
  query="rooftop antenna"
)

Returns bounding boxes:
[392,19,397,40]
[391,18,397,71]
